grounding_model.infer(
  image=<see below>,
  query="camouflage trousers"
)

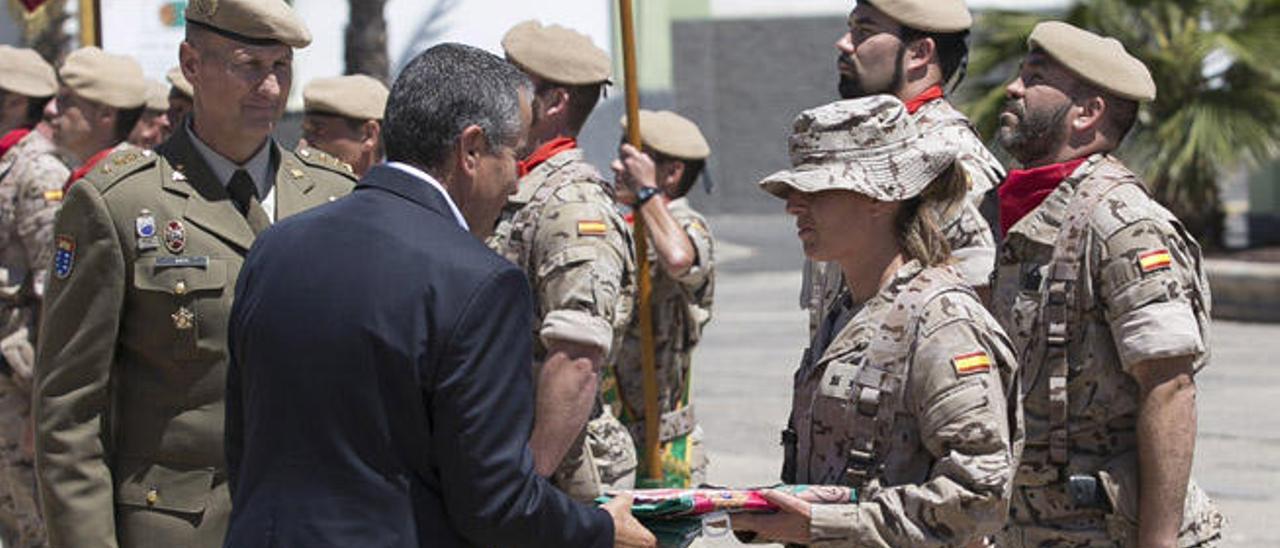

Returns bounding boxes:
[0,375,44,547]
[552,403,638,503]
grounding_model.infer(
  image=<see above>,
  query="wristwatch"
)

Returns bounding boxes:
[636,185,660,206]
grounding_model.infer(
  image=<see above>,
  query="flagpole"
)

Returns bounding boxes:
[79,0,102,47]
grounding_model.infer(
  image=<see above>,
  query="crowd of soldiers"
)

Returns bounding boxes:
[0,0,1231,545]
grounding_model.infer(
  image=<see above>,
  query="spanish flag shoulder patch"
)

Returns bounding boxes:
[952,351,992,376]
[1137,249,1173,274]
[577,220,608,237]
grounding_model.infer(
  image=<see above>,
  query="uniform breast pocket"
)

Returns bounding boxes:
[132,258,229,361]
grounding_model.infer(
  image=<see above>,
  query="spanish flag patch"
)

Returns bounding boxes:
[577,220,608,237]
[1137,249,1172,274]
[952,351,992,376]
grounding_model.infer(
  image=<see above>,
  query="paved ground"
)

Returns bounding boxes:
[686,214,1280,546]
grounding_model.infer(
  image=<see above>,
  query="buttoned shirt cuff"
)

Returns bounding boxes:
[540,310,614,356]
[1111,299,1205,372]
[809,503,860,547]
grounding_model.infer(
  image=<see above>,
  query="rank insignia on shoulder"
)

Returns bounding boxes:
[1137,249,1172,274]
[43,189,64,202]
[54,235,75,279]
[577,220,608,237]
[952,351,992,376]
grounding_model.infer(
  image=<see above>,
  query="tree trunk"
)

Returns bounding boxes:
[345,0,390,83]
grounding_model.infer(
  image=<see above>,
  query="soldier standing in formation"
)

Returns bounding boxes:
[609,110,715,488]
[165,66,194,128]
[734,95,1021,546]
[49,47,147,190]
[127,80,174,150]
[803,0,1004,337]
[488,20,639,502]
[991,22,1225,546]
[33,0,355,546]
[299,74,389,178]
[0,45,64,548]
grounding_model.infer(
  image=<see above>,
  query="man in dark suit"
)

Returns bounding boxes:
[222,43,654,548]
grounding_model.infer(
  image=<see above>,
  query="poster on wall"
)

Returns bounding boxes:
[100,0,188,81]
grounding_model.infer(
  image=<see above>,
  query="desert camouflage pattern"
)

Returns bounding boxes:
[0,130,66,548]
[990,154,1224,546]
[790,260,1021,547]
[801,99,1000,336]
[604,198,715,488]
[488,148,638,501]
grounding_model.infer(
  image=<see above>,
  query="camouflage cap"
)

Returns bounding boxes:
[59,47,147,109]
[142,80,170,111]
[760,95,955,201]
[0,45,57,98]
[502,20,611,85]
[1029,21,1156,102]
[867,0,972,33]
[166,66,194,98]
[619,110,711,160]
[185,0,312,49]
[304,75,389,121]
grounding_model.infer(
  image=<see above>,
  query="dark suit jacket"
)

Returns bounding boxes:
[223,164,612,548]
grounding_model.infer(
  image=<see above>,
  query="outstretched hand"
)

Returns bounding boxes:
[731,489,813,545]
[601,493,658,548]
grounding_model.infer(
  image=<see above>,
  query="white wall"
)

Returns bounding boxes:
[709,0,1071,18]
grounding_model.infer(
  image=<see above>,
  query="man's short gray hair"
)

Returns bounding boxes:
[382,43,531,171]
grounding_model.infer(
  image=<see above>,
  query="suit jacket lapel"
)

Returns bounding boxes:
[159,128,256,252]
[274,144,319,220]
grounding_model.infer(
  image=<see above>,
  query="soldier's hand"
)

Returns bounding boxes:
[601,493,657,548]
[731,489,813,544]
[611,144,658,194]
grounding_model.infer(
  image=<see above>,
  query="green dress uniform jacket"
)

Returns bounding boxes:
[33,127,354,548]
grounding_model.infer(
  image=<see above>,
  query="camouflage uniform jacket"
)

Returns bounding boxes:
[990,154,1224,546]
[487,148,638,500]
[801,99,1001,335]
[605,198,714,485]
[789,260,1022,547]
[0,130,68,378]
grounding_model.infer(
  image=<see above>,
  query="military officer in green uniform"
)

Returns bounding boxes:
[609,110,714,488]
[489,20,639,502]
[33,1,355,547]
[990,22,1223,547]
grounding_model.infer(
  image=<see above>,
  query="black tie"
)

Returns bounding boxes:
[228,170,271,234]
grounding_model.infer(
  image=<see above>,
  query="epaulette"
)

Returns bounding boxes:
[83,147,159,193]
[294,146,357,179]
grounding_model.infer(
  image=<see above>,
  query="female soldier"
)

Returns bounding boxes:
[733,95,1022,547]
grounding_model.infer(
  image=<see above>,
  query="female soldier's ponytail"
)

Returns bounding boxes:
[895,164,966,267]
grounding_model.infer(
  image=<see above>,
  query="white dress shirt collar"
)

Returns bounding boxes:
[385,162,470,232]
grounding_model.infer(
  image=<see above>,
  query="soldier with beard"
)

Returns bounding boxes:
[802,0,1004,340]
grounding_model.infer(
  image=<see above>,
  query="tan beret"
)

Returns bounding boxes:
[166,66,193,98]
[304,75,389,121]
[867,0,972,33]
[59,47,147,109]
[142,80,170,111]
[185,0,311,49]
[0,46,57,98]
[502,20,611,85]
[620,110,710,161]
[1029,21,1156,102]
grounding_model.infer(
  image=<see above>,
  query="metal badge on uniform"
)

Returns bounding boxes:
[135,210,159,251]
[577,220,608,237]
[163,220,186,254]
[1137,249,1172,274]
[54,235,75,279]
[172,306,195,331]
[951,350,992,376]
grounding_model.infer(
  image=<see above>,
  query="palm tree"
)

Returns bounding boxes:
[345,0,389,83]
[962,0,1280,245]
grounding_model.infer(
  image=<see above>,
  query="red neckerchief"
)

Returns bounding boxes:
[65,147,116,191]
[997,158,1087,234]
[624,195,670,224]
[904,85,945,115]
[517,136,577,178]
[0,128,32,159]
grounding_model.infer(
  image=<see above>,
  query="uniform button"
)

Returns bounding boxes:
[174,280,188,295]
[145,488,159,506]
